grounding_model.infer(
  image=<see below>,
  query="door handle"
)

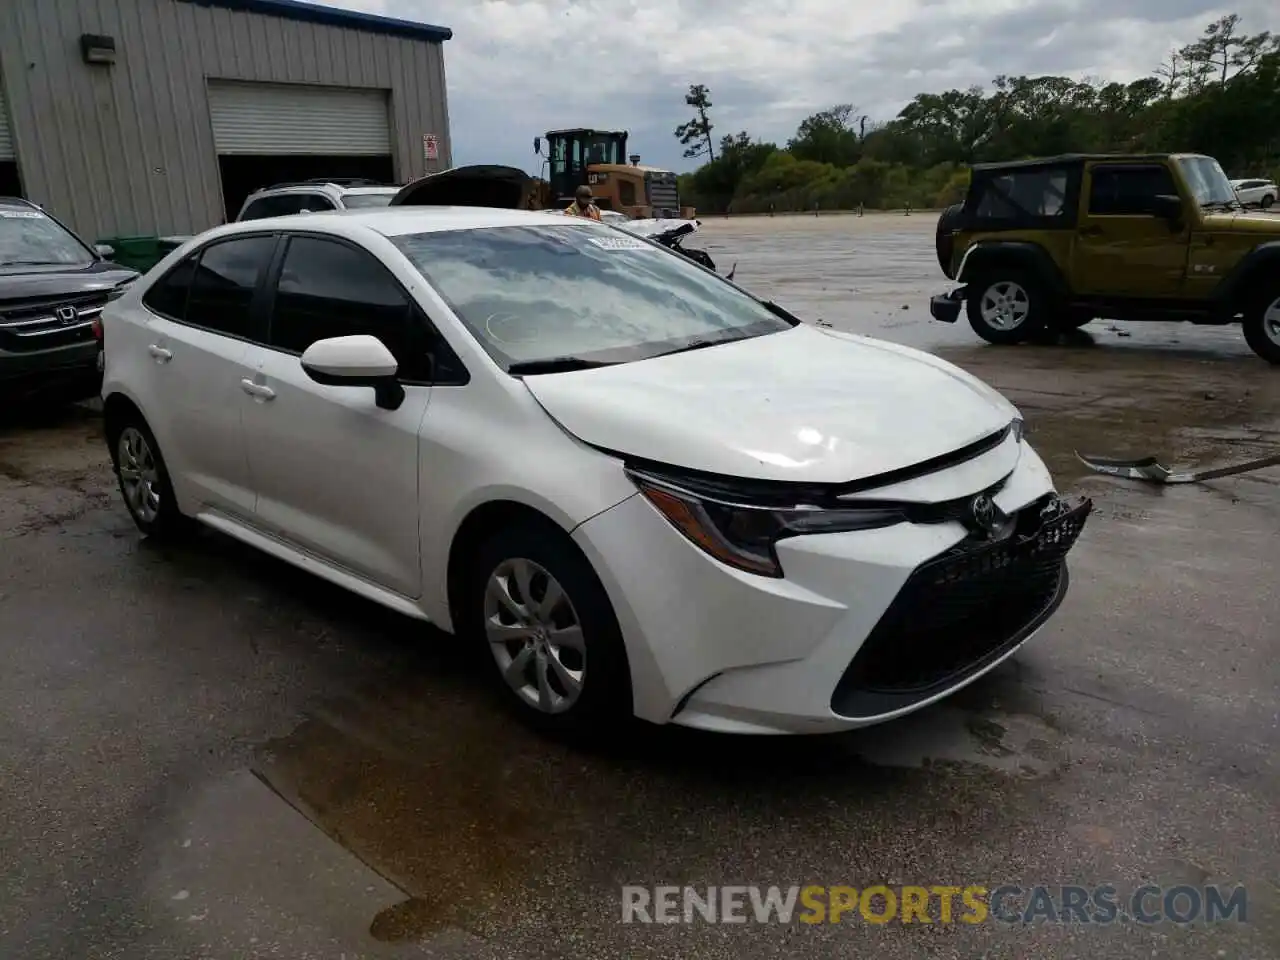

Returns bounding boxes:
[1078,225,1103,238]
[147,344,173,362]
[240,378,276,401]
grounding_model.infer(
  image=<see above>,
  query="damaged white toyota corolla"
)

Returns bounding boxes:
[101,205,1091,737]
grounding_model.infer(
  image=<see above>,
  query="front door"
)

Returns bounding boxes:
[1071,162,1190,299]
[135,235,277,519]
[240,234,432,598]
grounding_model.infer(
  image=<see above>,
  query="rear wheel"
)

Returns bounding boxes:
[1242,290,1280,365]
[464,521,632,737]
[966,269,1049,345]
[1262,194,1275,210]
[108,415,192,539]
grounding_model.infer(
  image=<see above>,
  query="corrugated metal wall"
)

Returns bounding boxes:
[0,0,452,240]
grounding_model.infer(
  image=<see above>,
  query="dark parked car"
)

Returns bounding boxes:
[0,197,138,404]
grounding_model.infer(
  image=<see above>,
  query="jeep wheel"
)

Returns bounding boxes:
[966,270,1048,345]
[1242,291,1280,365]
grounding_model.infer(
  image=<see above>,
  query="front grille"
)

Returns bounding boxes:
[831,494,1092,718]
[0,291,107,352]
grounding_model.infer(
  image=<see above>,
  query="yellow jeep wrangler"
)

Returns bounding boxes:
[929,153,1280,364]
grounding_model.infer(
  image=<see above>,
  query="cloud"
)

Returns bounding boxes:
[315,0,1277,171]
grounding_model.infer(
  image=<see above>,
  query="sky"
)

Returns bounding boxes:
[312,0,1277,173]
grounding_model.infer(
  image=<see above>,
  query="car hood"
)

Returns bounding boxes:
[390,164,533,209]
[522,324,1020,484]
[0,259,138,300]
[1200,211,1280,235]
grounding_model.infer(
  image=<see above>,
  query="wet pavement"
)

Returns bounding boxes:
[2,213,1278,959]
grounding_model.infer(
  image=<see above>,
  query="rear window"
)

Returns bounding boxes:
[342,193,395,209]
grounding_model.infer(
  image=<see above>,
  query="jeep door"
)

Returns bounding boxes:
[1072,162,1189,298]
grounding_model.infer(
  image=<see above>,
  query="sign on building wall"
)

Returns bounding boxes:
[423,134,439,161]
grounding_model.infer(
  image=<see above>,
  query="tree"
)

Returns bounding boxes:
[674,84,716,162]
[787,104,864,167]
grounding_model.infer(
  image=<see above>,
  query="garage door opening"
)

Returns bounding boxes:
[207,79,394,221]
[218,155,393,220]
[0,162,21,199]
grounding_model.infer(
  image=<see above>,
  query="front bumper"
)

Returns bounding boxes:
[573,441,1091,734]
[930,288,966,324]
[0,340,102,392]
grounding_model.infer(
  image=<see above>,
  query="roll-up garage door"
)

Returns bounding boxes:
[0,85,15,161]
[207,80,391,155]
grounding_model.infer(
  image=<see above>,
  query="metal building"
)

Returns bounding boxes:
[0,0,452,242]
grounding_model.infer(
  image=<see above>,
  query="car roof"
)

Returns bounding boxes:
[970,152,1209,172]
[207,206,579,240]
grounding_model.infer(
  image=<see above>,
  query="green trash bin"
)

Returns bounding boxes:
[97,236,167,273]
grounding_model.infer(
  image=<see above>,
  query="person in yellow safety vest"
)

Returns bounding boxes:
[565,185,602,220]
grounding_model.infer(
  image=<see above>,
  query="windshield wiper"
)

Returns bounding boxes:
[507,356,620,375]
[1200,199,1241,211]
[0,259,66,267]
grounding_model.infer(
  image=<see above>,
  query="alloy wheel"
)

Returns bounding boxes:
[1264,296,1280,347]
[483,557,585,714]
[979,281,1031,330]
[117,426,161,524]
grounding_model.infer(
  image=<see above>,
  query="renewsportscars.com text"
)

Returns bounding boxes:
[620,884,1248,926]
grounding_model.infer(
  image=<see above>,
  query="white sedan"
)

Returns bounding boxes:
[1231,178,1277,209]
[99,207,1091,736]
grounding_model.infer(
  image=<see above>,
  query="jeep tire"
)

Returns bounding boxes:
[966,268,1049,345]
[1242,289,1280,365]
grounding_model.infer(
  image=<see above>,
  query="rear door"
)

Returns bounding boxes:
[137,234,278,518]
[240,233,434,597]
[1072,163,1189,299]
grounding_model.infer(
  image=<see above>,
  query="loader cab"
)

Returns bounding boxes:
[541,128,628,201]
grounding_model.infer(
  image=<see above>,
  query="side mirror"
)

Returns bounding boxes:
[94,243,115,259]
[300,334,405,410]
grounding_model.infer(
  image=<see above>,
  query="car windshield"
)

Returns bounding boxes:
[391,222,791,370]
[0,207,95,267]
[342,193,396,209]
[1175,156,1238,207]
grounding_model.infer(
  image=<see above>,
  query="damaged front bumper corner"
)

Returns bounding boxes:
[929,287,966,324]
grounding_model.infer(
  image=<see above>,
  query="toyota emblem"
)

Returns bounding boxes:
[971,494,996,532]
[55,305,78,325]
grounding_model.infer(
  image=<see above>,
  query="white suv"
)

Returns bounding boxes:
[1230,178,1277,209]
[235,179,400,220]
[99,206,1088,737]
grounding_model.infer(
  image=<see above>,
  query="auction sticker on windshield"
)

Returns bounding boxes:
[587,236,650,251]
[0,210,45,219]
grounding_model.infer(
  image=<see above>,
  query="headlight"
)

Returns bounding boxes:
[625,467,906,578]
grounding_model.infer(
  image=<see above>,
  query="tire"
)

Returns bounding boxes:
[464,521,632,737]
[1262,194,1275,210]
[965,268,1050,345]
[107,414,192,539]
[936,203,963,277]
[1242,289,1280,365]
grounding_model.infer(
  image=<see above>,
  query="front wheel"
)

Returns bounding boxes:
[966,270,1049,345]
[1242,290,1280,365]
[465,521,632,737]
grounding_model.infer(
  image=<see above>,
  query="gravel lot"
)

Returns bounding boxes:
[2,213,1278,960]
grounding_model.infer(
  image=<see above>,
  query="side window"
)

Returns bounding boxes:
[972,167,1072,222]
[269,236,436,381]
[1089,165,1179,216]
[141,255,198,320]
[618,179,637,207]
[184,236,276,338]
[296,193,336,213]
[240,196,294,221]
